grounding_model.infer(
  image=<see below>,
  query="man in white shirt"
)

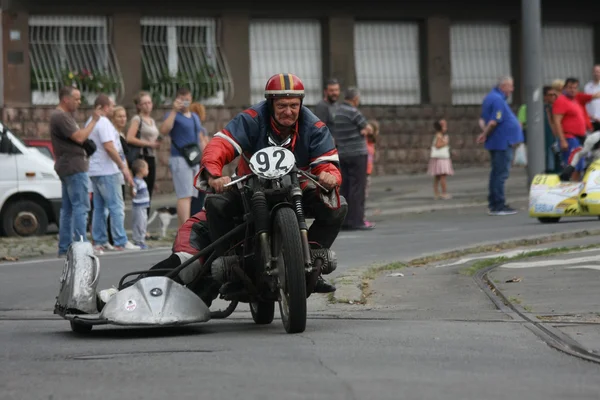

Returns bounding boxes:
[86,94,137,253]
[584,64,600,131]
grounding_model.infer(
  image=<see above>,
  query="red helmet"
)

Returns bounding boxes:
[264,73,305,99]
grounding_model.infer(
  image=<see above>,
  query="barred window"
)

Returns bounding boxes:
[249,20,322,105]
[450,23,512,105]
[542,25,593,85]
[140,17,232,106]
[354,22,421,105]
[29,16,123,105]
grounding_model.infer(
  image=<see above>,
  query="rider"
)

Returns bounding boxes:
[195,73,348,294]
[559,130,600,181]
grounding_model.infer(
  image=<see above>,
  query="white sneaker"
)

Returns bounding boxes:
[122,241,141,251]
[102,243,115,251]
[114,241,141,251]
[93,245,105,256]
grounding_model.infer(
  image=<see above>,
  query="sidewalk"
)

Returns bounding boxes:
[0,166,530,261]
[136,166,530,217]
[366,236,600,361]
[488,249,600,356]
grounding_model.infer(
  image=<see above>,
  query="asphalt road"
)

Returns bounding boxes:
[2,204,600,399]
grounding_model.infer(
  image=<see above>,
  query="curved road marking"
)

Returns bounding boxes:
[435,249,550,268]
[500,254,600,269]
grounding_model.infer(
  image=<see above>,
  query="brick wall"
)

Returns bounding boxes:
[1,104,488,194]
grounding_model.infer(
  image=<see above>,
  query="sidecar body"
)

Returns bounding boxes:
[54,240,211,333]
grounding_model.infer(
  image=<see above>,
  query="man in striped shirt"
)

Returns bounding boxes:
[333,87,375,230]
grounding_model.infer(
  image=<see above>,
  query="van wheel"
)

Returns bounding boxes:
[2,200,48,237]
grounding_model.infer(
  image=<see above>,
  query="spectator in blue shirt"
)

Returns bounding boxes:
[159,88,207,227]
[477,76,524,216]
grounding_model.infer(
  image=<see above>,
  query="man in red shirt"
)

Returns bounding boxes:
[553,77,600,181]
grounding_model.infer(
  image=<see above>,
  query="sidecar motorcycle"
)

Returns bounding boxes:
[54,146,338,334]
[529,159,600,223]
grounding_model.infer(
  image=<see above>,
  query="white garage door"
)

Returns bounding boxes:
[249,20,322,105]
[354,22,421,105]
[450,23,512,105]
[542,25,593,85]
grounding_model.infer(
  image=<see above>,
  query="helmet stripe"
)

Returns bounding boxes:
[264,89,305,95]
[288,73,295,90]
[283,73,291,90]
[279,74,286,90]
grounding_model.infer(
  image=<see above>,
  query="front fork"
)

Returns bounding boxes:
[290,188,322,295]
[290,186,314,273]
[250,191,275,275]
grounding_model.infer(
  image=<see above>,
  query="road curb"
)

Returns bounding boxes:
[366,196,529,217]
[329,228,600,305]
[474,256,600,365]
[0,228,177,262]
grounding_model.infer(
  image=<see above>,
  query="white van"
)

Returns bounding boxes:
[0,122,62,236]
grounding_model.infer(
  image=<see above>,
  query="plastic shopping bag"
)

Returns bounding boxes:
[514,143,528,166]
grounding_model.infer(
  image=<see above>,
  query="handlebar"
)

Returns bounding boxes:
[296,169,330,192]
[206,168,331,193]
[301,170,320,182]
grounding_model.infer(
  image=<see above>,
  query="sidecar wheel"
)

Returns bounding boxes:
[250,301,275,324]
[538,217,561,224]
[70,320,92,333]
[273,207,307,334]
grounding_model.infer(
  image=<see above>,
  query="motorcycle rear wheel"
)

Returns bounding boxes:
[273,207,307,334]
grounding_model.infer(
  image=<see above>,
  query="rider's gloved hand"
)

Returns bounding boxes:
[208,176,232,193]
[317,172,338,190]
[559,165,575,181]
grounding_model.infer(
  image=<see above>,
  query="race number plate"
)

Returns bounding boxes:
[249,146,296,179]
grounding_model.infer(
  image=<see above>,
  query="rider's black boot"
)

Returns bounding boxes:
[314,276,336,293]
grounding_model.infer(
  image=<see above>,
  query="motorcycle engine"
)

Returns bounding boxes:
[311,248,337,275]
[211,255,240,283]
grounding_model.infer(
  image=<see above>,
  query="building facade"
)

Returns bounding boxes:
[1,0,599,190]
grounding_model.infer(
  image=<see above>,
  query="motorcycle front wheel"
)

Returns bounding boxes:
[272,207,307,334]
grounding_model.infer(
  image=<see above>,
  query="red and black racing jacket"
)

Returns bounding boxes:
[194,101,342,208]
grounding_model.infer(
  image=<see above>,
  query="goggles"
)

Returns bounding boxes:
[268,133,292,148]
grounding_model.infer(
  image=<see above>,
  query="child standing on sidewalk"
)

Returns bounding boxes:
[365,120,379,199]
[364,120,381,222]
[131,159,151,249]
[427,118,454,200]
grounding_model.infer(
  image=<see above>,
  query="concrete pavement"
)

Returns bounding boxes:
[488,248,600,358]
[3,213,600,399]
